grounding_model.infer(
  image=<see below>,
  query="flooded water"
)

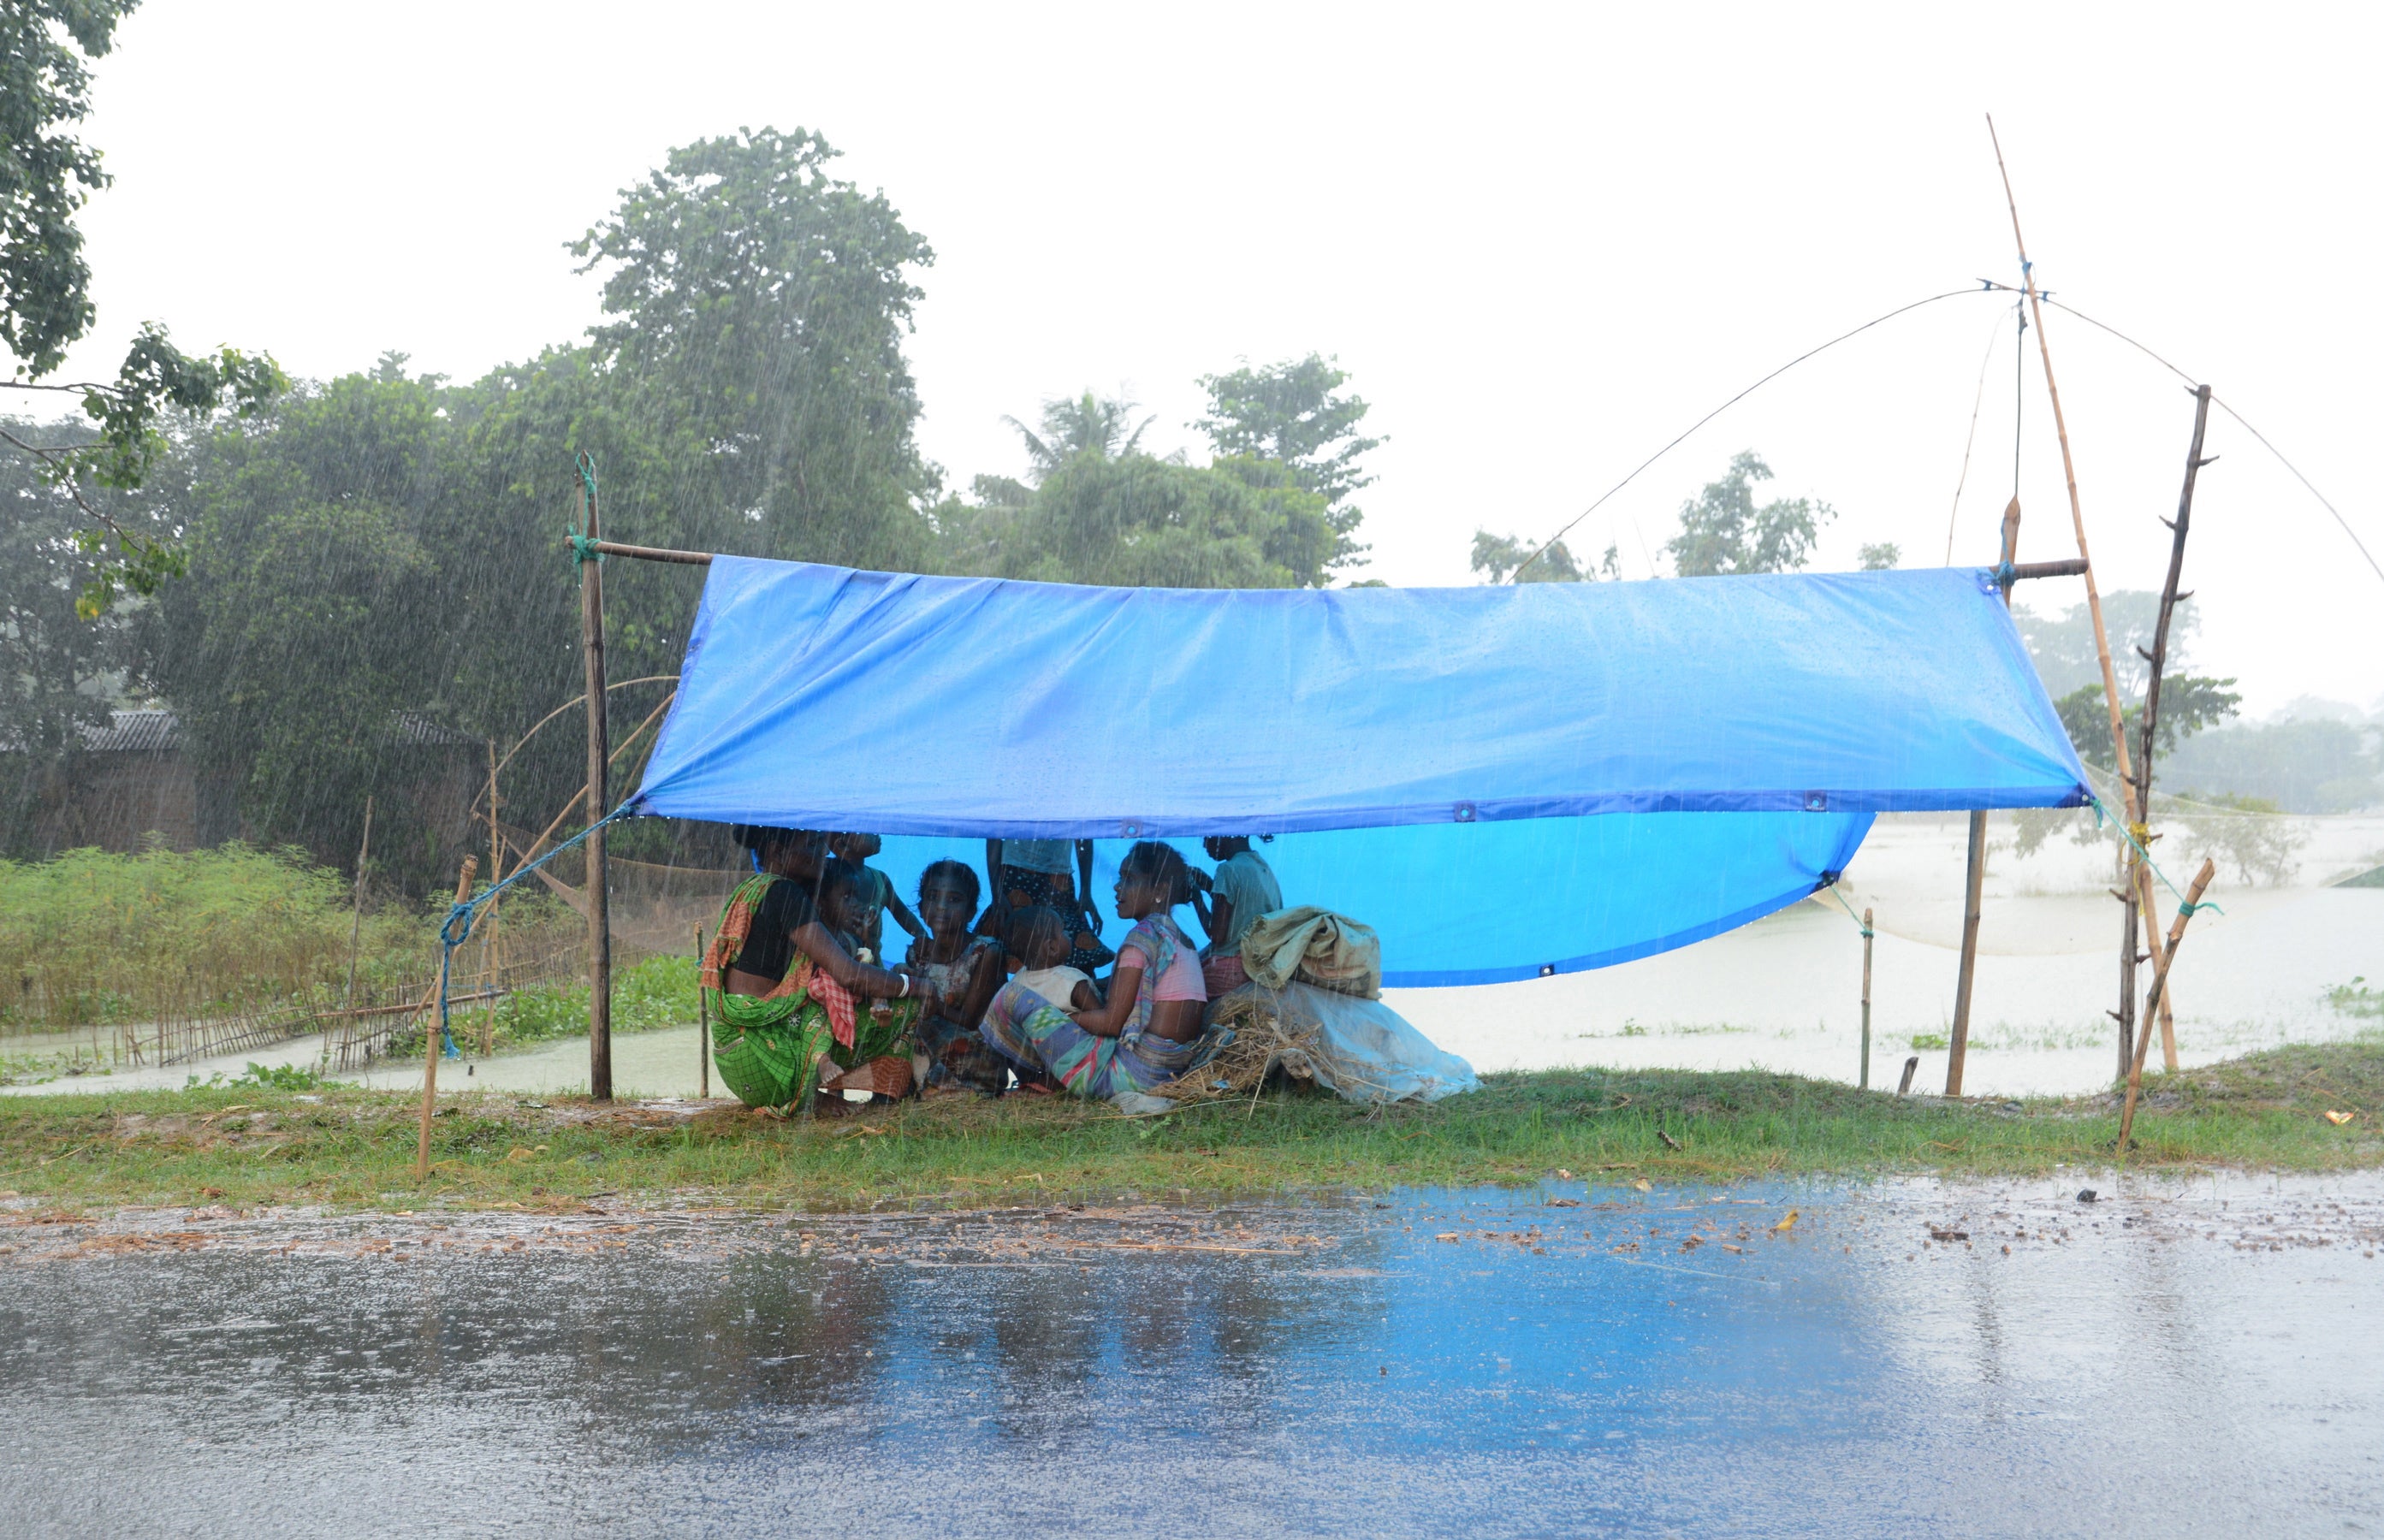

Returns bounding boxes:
[4,1174,2380,1537]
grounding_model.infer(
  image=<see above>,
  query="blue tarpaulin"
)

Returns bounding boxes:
[631,560,2087,986]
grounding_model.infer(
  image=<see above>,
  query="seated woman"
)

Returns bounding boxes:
[903,858,1011,1093]
[977,841,1206,1113]
[981,837,1114,974]
[703,826,935,1110]
[1189,834,1282,998]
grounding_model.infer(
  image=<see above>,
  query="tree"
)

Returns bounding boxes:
[2015,590,2192,701]
[0,1,282,614]
[1663,451,1832,577]
[1196,354,1381,573]
[1005,390,1153,481]
[2053,676,2241,774]
[997,451,1334,589]
[1858,542,1900,571]
[571,127,937,572]
[1468,530,1619,583]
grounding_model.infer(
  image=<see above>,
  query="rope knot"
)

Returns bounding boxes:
[568,532,605,566]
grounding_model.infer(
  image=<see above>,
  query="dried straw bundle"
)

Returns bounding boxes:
[1150,987,1323,1102]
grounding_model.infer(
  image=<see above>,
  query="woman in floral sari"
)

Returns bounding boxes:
[703,826,934,1110]
[977,840,1206,1114]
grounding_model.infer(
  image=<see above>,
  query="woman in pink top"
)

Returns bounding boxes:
[976,841,1205,1107]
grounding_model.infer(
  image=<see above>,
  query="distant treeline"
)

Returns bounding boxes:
[0,129,1383,887]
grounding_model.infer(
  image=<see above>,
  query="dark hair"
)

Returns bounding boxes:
[817,857,869,904]
[917,858,981,911]
[732,824,816,855]
[1119,840,1193,905]
[1005,904,1069,964]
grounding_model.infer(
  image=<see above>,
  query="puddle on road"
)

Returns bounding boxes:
[3,1174,2381,1537]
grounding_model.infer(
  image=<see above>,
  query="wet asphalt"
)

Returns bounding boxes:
[2,1172,2379,1537]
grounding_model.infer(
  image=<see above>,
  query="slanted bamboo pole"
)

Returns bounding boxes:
[482,738,501,1057]
[2158,984,2179,1074]
[2118,858,2217,1150]
[1987,116,2146,1078]
[342,796,374,1010]
[1859,907,1874,1091]
[578,457,614,1103]
[418,856,477,1182]
[1947,497,2023,1098]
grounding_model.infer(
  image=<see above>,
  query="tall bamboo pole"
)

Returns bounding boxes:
[418,856,477,1182]
[1946,497,2022,1097]
[578,457,614,1102]
[695,923,710,1100]
[1986,116,2145,1077]
[481,737,502,1057]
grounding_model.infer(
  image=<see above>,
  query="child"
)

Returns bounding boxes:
[827,832,926,957]
[977,842,1205,1114]
[1190,835,1281,997]
[905,859,1010,1093]
[1007,905,1097,1011]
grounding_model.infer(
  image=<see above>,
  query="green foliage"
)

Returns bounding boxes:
[2169,791,2311,887]
[2054,677,2242,774]
[0,6,283,614]
[1857,542,1900,571]
[230,1060,325,1091]
[994,450,1335,589]
[571,126,936,572]
[2165,715,2381,814]
[484,954,698,1050]
[2014,590,2194,700]
[0,844,429,1028]
[1005,390,1153,479]
[2328,978,2381,1022]
[1663,451,1832,577]
[1468,530,1619,584]
[1195,354,1380,572]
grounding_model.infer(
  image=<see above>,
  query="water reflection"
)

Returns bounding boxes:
[2,1178,2379,1536]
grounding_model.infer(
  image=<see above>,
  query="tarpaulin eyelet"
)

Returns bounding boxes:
[1453,803,1477,823]
[1803,791,1830,812]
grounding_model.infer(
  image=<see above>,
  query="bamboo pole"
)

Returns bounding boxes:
[481,737,501,1057]
[2118,858,2217,1150]
[578,457,614,1103]
[2159,983,2179,1075]
[1859,907,1874,1091]
[418,856,477,1182]
[695,922,709,1100]
[342,796,374,1010]
[1947,497,2023,1097]
[1987,116,2149,1080]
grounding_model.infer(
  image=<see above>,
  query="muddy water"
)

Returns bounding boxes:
[3,1174,2381,1537]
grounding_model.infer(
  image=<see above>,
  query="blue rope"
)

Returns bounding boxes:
[2089,796,2222,918]
[432,801,638,1057]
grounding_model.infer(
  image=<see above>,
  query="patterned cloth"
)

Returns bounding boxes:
[703,874,916,1107]
[993,864,1115,973]
[976,915,1201,1096]
[910,935,1010,1093]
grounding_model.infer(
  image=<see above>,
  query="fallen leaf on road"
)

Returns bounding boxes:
[1435,1232,1459,1242]
[1773,1210,1800,1232]
[2326,1111,2355,1126]
[1633,1179,1652,1193]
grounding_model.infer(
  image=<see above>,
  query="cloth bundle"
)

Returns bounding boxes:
[1238,907,1382,999]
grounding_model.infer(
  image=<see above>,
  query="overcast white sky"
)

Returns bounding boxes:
[49,1,2384,714]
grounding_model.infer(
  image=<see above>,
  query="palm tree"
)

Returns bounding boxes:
[1004,390,1154,481]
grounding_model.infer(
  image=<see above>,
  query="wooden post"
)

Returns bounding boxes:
[695,922,709,1100]
[1859,907,1874,1090]
[342,795,374,1010]
[578,456,614,1102]
[2158,984,2179,1074]
[1896,1056,1918,1096]
[1947,498,2022,1098]
[2118,858,2217,1149]
[418,856,477,1182]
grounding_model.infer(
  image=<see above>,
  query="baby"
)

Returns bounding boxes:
[827,832,925,957]
[1006,905,1097,1012]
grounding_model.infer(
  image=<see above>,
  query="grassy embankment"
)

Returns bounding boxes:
[3,1040,2375,1212]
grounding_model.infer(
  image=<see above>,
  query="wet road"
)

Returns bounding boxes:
[3,1174,2379,1537]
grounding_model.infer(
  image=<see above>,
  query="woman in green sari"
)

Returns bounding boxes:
[702,826,934,1110]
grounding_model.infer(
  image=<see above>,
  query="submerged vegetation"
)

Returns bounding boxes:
[3,1042,2375,1214]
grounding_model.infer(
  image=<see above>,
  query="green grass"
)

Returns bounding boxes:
[3,1041,2376,1214]
[391,954,695,1057]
